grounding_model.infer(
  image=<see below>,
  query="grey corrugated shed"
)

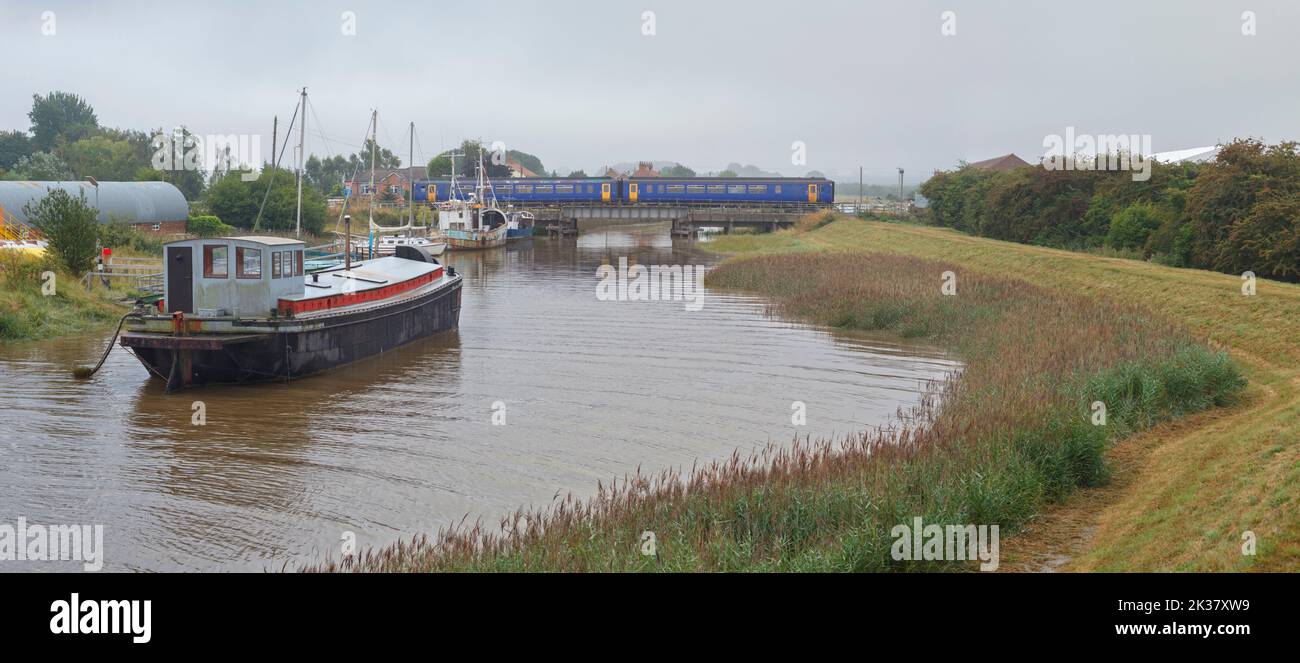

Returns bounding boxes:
[0,180,189,225]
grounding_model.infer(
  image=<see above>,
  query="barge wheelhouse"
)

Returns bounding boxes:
[120,236,462,390]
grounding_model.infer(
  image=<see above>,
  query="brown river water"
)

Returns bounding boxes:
[0,224,955,571]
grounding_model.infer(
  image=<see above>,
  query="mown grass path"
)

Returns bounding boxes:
[710,218,1300,571]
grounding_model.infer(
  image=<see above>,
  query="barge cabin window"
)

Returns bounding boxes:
[271,250,303,279]
[236,247,262,279]
[203,245,228,278]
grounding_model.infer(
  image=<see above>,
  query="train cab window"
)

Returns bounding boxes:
[203,245,228,278]
[236,247,262,279]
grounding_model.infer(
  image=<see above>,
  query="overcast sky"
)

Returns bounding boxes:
[3,0,1298,182]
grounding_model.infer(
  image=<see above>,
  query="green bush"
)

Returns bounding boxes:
[188,214,233,237]
[1105,202,1162,251]
[23,187,99,273]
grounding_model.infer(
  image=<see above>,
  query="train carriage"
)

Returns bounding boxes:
[627,177,833,205]
[415,178,615,204]
[414,176,833,206]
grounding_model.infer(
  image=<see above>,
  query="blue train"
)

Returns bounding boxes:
[412,176,834,206]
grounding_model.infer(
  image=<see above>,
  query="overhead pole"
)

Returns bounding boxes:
[271,115,278,176]
[294,87,307,238]
[897,167,904,202]
[859,166,863,211]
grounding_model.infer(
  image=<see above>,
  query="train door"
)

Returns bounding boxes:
[629,182,638,202]
[601,182,611,202]
[807,184,818,203]
[426,183,436,202]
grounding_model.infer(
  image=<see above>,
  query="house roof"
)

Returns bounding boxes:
[968,153,1031,171]
[505,157,538,178]
[345,166,426,186]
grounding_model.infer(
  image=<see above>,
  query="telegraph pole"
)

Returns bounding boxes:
[271,115,278,173]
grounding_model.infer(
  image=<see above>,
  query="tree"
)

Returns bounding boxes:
[0,131,32,170]
[28,92,99,152]
[24,188,100,273]
[426,154,454,178]
[357,138,402,171]
[11,152,74,180]
[426,140,513,180]
[566,170,588,178]
[507,150,545,176]
[1106,202,1162,251]
[718,169,738,178]
[661,163,695,177]
[205,168,326,234]
[62,135,143,181]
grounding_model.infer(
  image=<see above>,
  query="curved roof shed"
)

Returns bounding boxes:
[0,180,189,225]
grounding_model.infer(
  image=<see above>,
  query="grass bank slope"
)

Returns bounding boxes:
[707,217,1300,571]
[309,229,1243,572]
[0,252,129,343]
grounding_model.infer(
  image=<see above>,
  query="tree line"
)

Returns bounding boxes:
[917,138,1300,282]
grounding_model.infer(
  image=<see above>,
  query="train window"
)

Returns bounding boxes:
[775,185,782,193]
[587,185,593,193]
[748,185,768,193]
[498,185,513,193]
[536,185,553,193]
[515,185,533,193]
[556,185,574,193]
[666,185,685,193]
[707,185,725,194]
[727,184,745,194]
[687,185,705,194]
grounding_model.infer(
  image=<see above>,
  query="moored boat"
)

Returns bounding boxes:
[437,153,509,250]
[119,231,461,390]
[505,210,535,241]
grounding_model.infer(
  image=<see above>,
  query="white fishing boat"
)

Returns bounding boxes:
[376,234,446,256]
[438,154,508,250]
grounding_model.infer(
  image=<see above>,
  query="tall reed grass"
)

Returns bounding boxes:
[306,253,1243,572]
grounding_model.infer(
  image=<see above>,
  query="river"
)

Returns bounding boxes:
[0,224,956,571]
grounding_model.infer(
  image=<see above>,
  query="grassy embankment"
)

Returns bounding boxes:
[707,214,1300,571]
[310,214,1250,572]
[0,251,137,342]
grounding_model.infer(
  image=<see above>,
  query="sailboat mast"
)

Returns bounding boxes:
[368,109,377,226]
[294,87,307,238]
[408,121,414,231]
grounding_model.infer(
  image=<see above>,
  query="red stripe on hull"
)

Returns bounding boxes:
[278,267,441,316]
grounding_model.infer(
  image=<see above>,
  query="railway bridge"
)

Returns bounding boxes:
[521,203,827,236]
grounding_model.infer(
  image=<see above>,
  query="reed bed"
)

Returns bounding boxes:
[306,252,1243,572]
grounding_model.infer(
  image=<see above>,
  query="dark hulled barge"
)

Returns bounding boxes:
[120,235,462,390]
